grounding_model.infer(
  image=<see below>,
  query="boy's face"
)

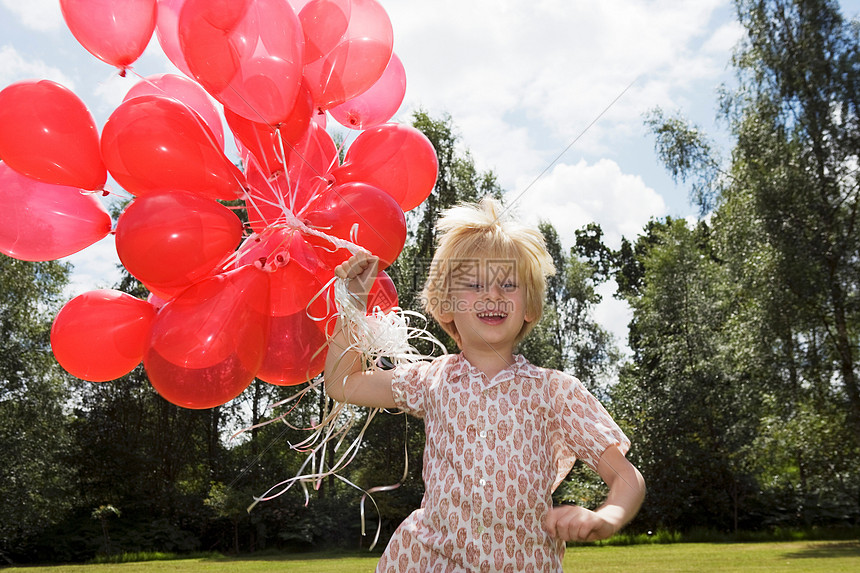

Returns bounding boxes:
[438,258,532,353]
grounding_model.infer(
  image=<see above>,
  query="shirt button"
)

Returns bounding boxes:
[479,479,486,487]
[478,430,487,438]
[477,526,485,534]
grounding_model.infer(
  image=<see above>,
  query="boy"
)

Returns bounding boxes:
[325,198,645,572]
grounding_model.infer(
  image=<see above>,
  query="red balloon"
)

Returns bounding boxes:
[258,310,327,385]
[299,0,394,110]
[332,123,438,212]
[101,94,245,199]
[125,73,225,150]
[60,0,157,71]
[51,289,156,382]
[243,121,338,231]
[226,83,314,175]
[231,227,332,386]
[233,228,333,309]
[0,163,111,262]
[115,191,243,296]
[367,271,398,313]
[244,166,294,233]
[303,181,406,269]
[0,80,106,191]
[145,265,270,409]
[179,0,305,125]
[329,53,405,130]
[284,121,340,212]
[258,233,332,385]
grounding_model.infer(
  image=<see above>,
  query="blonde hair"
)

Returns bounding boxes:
[421,197,556,345]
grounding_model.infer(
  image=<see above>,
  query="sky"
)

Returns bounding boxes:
[2,0,859,358]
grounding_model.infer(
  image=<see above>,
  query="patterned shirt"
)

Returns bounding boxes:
[376,353,630,573]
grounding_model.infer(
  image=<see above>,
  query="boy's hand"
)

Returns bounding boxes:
[334,251,379,307]
[542,504,615,542]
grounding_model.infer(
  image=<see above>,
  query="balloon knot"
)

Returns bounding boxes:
[118,67,128,78]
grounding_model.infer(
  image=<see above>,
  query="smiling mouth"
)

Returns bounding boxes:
[477,311,508,322]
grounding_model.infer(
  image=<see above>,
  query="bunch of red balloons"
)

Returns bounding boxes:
[0,0,438,409]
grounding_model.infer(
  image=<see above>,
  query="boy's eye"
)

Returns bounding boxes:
[469,283,484,291]
[502,281,518,291]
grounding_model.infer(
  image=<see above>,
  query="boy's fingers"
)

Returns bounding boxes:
[542,508,558,538]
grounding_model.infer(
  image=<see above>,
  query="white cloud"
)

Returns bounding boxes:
[0,45,75,88]
[60,235,123,299]
[511,158,666,250]
[1,0,63,31]
[92,72,140,114]
[594,279,633,358]
[385,0,736,213]
[507,157,665,360]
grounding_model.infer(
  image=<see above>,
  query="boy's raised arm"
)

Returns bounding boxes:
[324,251,397,409]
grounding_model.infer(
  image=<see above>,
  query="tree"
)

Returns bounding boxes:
[640,0,860,528]
[520,222,619,390]
[0,258,75,562]
[611,218,759,531]
[725,0,860,437]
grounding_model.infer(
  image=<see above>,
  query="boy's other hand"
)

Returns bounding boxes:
[542,504,615,542]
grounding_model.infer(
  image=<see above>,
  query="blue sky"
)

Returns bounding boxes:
[2,0,858,358]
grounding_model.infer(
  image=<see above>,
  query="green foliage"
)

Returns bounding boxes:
[610,219,760,532]
[631,0,860,534]
[0,258,75,561]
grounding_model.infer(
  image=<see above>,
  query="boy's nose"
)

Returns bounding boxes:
[487,283,504,297]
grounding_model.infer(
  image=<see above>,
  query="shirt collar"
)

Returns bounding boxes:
[447,353,542,384]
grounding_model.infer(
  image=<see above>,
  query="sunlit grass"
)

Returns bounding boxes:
[6,540,860,573]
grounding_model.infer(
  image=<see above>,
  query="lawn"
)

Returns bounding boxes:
[6,541,859,572]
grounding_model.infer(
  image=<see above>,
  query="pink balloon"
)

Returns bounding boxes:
[125,74,225,150]
[329,53,405,129]
[155,0,193,76]
[51,289,156,382]
[287,0,312,11]
[115,191,243,296]
[0,163,111,261]
[145,265,270,409]
[101,94,245,199]
[332,123,438,211]
[60,0,157,72]
[0,80,106,191]
[300,0,394,110]
[179,0,305,125]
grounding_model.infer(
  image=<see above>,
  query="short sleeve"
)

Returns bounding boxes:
[390,360,433,418]
[549,371,630,482]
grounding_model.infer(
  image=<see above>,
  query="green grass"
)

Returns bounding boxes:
[5,541,859,572]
